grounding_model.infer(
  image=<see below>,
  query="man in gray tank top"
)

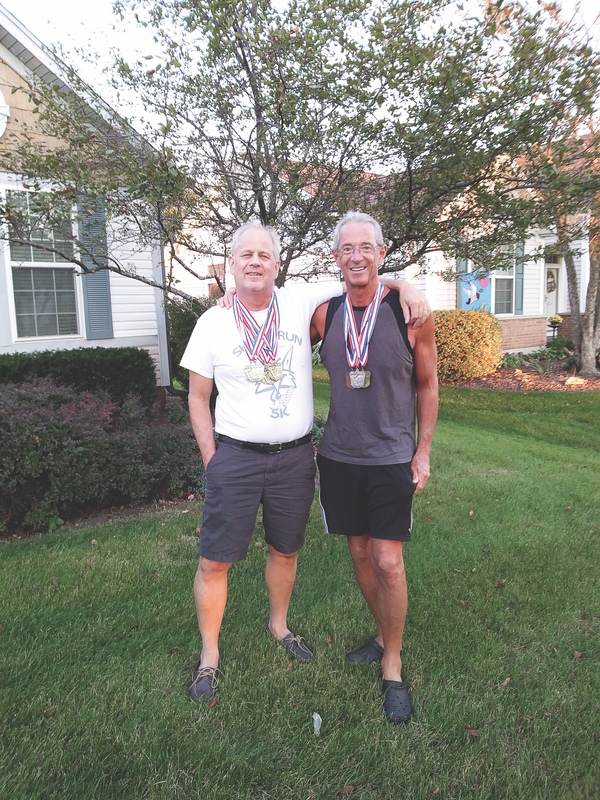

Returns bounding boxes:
[311,211,439,724]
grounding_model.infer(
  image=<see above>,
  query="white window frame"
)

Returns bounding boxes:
[2,184,85,343]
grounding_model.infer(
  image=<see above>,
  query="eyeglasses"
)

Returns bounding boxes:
[336,244,378,257]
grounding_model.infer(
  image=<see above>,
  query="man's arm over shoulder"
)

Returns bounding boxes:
[380,276,431,328]
[188,371,217,469]
[310,300,330,345]
[409,315,438,492]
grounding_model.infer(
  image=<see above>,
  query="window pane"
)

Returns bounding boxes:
[9,242,32,262]
[12,268,33,291]
[58,314,78,335]
[37,314,59,336]
[14,292,35,314]
[56,292,76,313]
[32,270,55,290]
[495,278,513,314]
[16,314,37,337]
[54,270,75,290]
[35,292,57,315]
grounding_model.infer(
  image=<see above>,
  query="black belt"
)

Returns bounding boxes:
[217,433,312,454]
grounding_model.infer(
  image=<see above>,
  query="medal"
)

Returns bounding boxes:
[233,294,281,384]
[244,363,266,383]
[345,368,371,389]
[344,282,384,389]
[243,362,283,384]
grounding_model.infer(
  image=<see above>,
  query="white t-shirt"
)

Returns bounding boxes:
[181,283,342,443]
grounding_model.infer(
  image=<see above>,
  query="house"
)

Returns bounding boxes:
[401,230,590,352]
[0,6,171,388]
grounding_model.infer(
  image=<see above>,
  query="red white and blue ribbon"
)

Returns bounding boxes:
[344,281,384,368]
[233,293,280,364]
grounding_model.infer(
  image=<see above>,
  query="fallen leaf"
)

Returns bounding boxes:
[287,662,293,670]
[431,789,440,796]
[469,510,474,517]
[91,539,97,546]
[502,677,511,690]
[459,600,469,608]
[466,727,480,738]
[326,636,333,643]
[373,734,380,745]
[181,510,190,514]
[188,494,195,501]
[340,787,354,796]
[574,651,584,659]
[208,696,217,708]
[495,580,506,589]
[85,558,92,568]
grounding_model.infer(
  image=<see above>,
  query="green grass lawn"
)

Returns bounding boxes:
[1,386,598,799]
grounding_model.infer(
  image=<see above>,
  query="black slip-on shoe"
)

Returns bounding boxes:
[266,623,315,663]
[346,637,384,665]
[382,679,412,724]
[189,659,221,701]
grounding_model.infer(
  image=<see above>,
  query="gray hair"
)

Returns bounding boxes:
[230,221,281,261]
[332,211,385,251]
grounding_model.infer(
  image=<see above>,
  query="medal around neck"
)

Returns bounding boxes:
[345,368,371,389]
[234,294,282,385]
[343,281,384,390]
[244,362,283,385]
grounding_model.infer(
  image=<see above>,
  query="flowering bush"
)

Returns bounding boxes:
[434,310,503,380]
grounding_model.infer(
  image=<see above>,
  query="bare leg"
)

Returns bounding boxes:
[265,545,297,639]
[370,539,407,682]
[347,534,384,647]
[193,556,232,668]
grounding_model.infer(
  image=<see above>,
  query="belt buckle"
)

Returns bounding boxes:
[268,442,283,454]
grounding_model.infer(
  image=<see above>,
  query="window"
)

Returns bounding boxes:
[494,276,514,314]
[7,190,79,338]
[493,245,515,315]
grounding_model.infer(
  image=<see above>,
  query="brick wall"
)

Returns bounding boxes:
[498,317,548,351]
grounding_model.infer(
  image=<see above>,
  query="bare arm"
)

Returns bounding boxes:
[188,371,217,468]
[310,301,329,345]
[408,315,438,492]
[380,276,431,328]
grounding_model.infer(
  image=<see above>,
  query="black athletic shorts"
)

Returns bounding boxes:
[317,454,415,541]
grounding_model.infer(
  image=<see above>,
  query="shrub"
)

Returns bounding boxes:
[167,296,214,391]
[434,310,503,381]
[0,379,197,533]
[0,347,157,406]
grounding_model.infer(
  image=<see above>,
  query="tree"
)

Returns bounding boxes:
[522,132,600,375]
[1,0,599,340]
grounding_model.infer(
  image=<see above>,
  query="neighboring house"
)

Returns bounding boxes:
[406,230,590,352]
[0,6,171,387]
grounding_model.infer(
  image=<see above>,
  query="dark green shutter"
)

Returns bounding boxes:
[515,242,524,316]
[78,200,113,339]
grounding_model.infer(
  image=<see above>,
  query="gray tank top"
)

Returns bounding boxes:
[318,291,416,465]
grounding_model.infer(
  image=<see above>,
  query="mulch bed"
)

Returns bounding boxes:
[445,366,600,392]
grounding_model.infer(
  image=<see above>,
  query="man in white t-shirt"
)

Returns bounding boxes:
[180,220,429,701]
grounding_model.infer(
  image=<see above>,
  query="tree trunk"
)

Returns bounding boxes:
[556,216,583,357]
[580,217,600,376]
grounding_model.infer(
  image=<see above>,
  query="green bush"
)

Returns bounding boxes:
[167,296,214,390]
[0,379,197,533]
[434,309,503,381]
[0,347,157,406]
